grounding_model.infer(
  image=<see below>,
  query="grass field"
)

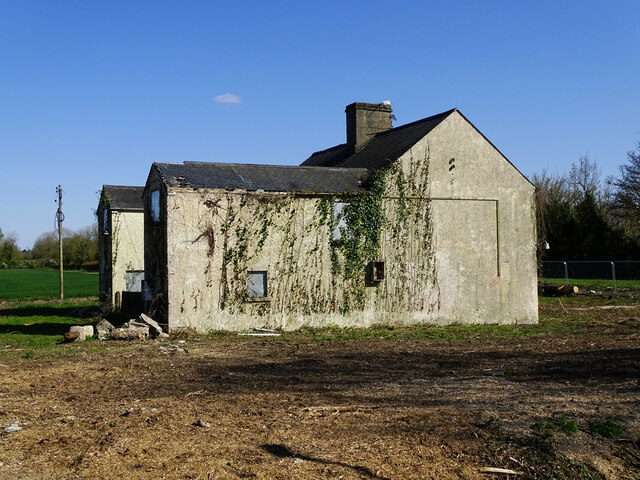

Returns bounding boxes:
[0,300,98,351]
[0,269,98,301]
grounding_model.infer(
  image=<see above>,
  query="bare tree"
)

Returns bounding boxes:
[610,141,640,236]
[568,154,601,202]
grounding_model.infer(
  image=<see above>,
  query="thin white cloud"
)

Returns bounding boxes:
[213,93,242,104]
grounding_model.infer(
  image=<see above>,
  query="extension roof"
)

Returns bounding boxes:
[153,162,368,193]
[101,185,144,210]
[302,109,456,169]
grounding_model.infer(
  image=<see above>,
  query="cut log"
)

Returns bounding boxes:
[558,284,579,294]
[63,331,80,342]
[539,283,579,297]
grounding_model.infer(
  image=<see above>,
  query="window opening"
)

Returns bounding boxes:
[102,208,109,235]
[247,271,268,298]
[150,190,160,222]
[332,202,347,241]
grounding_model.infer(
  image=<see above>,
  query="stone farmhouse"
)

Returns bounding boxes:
[142,102,538,332]
[97,185,145,312]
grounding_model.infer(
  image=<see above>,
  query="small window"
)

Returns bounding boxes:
[332,202,347,240]
[247,271,268,298]
[125,271,145,292]
[150,190,160,222]
[372,261,385,282]
[366,261,385,286]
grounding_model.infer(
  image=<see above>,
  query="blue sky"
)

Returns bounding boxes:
[1,1,639,249]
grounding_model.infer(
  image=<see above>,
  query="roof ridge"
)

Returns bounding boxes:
[103,185,144,189]
[371,108,457,139]
[307,143,347,157]
[162,161,365,172]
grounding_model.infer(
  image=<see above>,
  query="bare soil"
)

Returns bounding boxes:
[1,303,639,479]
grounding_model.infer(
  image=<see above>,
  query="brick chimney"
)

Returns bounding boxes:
[346,102,393,152]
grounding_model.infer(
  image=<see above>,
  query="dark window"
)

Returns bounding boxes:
[150,190,160,222]
[102,208,109,235]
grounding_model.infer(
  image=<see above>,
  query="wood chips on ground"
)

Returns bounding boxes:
[0,303,638,479]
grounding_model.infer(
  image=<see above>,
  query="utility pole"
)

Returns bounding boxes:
[56,185,64,300]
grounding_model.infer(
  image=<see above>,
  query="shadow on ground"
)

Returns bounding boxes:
[261,444,391,479]
[0,322,93,336]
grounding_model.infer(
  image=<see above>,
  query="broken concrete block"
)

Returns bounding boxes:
[69,325,94,341]
[111,323,149,340]
[137,313,163,337]
[96,319,115,340]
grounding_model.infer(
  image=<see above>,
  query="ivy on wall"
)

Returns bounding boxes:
[187,147,437,320]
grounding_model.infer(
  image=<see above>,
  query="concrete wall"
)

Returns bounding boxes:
[110,210,145,305]
[392,111,538,325]
[163,191,338,330]
[146,111,537,331]
[98,205,144,306]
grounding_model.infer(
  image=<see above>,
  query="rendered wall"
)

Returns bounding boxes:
[151,111,537,331]
[391,111,538,325]
[109,210,144,305]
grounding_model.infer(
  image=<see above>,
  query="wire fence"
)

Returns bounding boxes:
[540,260,640,296]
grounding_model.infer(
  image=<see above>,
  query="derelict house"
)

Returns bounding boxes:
[97,185,145,312]
[142,102,538,332]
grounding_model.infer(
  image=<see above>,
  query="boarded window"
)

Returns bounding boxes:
[332,202,347,240]
[247,271,268,298]
[150,190,160,222]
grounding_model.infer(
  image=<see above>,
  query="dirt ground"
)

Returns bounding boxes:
[0,302,639,479]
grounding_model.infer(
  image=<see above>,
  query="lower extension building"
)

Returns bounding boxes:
[97,185,145,312]
[142,102,538,332]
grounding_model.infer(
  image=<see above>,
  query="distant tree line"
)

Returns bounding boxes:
[0,224,98,270]
[534,141,640,263]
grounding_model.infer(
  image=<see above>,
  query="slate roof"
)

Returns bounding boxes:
[153,162,368,193]
[301,143,351,168]
[302,109,456,169]
[101,185,144,210]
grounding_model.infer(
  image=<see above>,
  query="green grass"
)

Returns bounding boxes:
[588,420,624,439]
[274,316,583,343]
[539,277,640,288]
[0,300,98,352]
[0,269,98,301]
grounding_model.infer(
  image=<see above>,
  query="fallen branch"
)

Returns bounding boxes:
[557,298,568,313]
[480,467,521,475]
[301,405,379,415]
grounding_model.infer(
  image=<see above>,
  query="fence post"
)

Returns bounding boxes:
[563,261,568,285]
[611,261,618,298]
